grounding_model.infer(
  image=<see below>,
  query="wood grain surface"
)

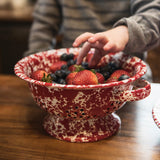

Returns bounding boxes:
[0,75,160,160]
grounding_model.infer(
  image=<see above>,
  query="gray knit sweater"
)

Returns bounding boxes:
[25,0,160,59]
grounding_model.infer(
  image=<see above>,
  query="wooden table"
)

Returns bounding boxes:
[0,75,160,160]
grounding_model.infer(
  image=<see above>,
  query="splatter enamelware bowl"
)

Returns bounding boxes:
[14,48,151,142]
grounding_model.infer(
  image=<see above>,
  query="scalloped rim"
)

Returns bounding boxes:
[152,101,160,129]
[14,48,147,89]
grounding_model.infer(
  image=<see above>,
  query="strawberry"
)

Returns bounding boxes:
[106,69,130,83]
[65,72,77,84]
[68,64,85,72]
[31,70,51,82]
[72,70,98,85]
[50,61,67,73]
[68,65,77,72]
[95,72,105,84]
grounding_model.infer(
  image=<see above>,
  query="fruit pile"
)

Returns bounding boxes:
[31,53,130,85]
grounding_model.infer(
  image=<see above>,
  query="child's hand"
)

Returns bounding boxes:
[73,26,129,67]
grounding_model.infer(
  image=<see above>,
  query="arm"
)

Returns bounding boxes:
[73,0,160,66]
[114,0,160,54]
[24,0,62,56]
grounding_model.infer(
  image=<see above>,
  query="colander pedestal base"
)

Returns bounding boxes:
[43,113,121,143]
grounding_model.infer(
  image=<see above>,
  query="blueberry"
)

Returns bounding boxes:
[102,71,110,80]
[61,64,68,70]
[108,61,117,68]
[100,65,109,73]
[61,69,70,78]
[60,53,68,61]
[64,70,71,76]
[95,68,101,73]
[68,53,74,60]
[82,62,89,69]
[50,73,58,82]
[108,61,119,73]
[58,78,66,84]
[55,70,63,77]
[67,59,75,66]
[74,59,77,64]
[118,74,130,81]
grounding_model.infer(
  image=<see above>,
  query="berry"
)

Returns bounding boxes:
[60,53,75,61]
[61,69,71,78]
[50,61,67,73]
[31,70,51,82]
[60,53,68,61]
[68,53,74,60]
[58,78,66,84]
[100,65,109,73]
[68,65,77,72]
[66,72,77,84]
[95,72,105,84]
[68,64,85,72]
[106,69,130,83]
[54,70,64,78]
[108,61,119,73]
[34,52,128,85]
[67,59,75,66]
[81,62,89,69]
[64,70,71,76]
[102,71,110,80]
[50,73,58,82]
[61,64,68,70]
[72,70,98,85]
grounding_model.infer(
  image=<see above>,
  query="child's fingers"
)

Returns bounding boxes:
[88,32,108,44]
[73,32,94,47]
[77,41,106,66]
[90,41,104,49]
[103,41,116,52]
[76,42,91,65]
[88,49,102,67]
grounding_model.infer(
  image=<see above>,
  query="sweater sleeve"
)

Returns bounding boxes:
[24,0,62,56]
[114,0,160,55]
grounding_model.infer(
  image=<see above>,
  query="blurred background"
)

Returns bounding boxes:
[0,0,35,74]
[0,0,160,83]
